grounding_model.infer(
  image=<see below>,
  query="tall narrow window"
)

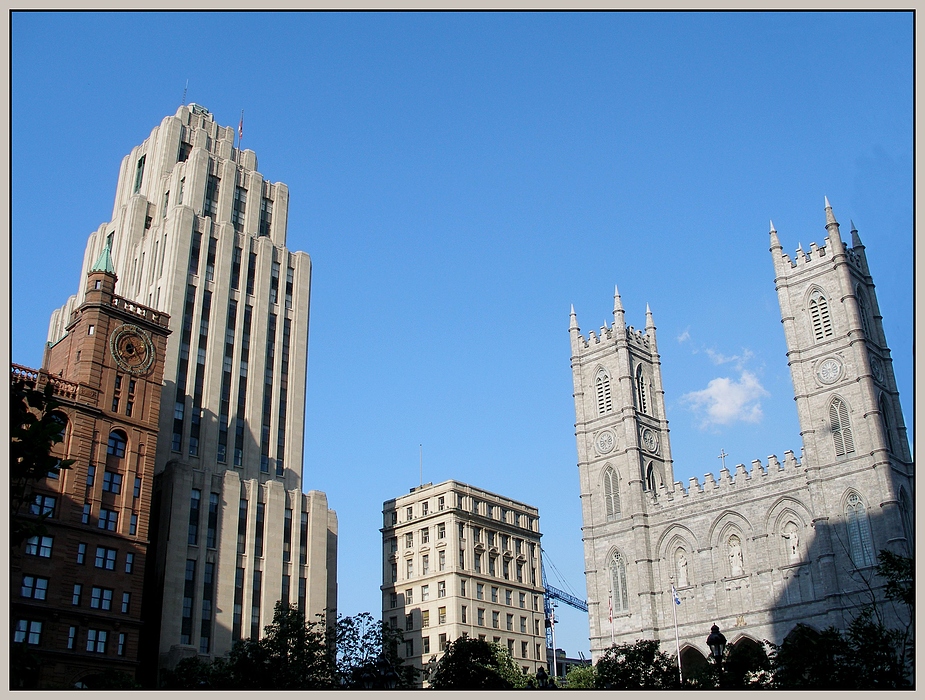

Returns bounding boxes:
[845,492,875,568]
[237,497,248,554]
[856,286,873,341]
[133,155,146,193]
[207,493,219,548]
[254,501,265,558]
[603,467,619,521]
[205,236,217,282]
[232,186,247,231]
[609,551,629,613]
[107,431,127,458]
[230,245,242,290]
[250,570,262,640]
[830,397,855,457]
[595,369,612,415]
[259,197,273,236]
[204,176,219,218]
[181,559,196,644]
[636,365,648,414]
[200,562,214,653]
[245,252,257,296]
[217,300,237,463]
[879,394,895,454]
[188,489,201,545]
[809,289,834,341]
[233,567,244,641]
[645,463,655,491]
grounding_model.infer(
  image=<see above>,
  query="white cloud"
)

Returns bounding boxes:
[705,347,754,370]
[681,370,769,428]
[677,329,691,343]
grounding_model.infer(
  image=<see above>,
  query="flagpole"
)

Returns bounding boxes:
[608,594,614,645]
[671,584,683,685]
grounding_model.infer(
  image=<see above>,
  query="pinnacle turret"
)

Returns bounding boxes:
[823,196,845,252]
[569,304,579,332]
[769,220,781,250]
[850,219,863,248]
[645,303,655,330]
[90,239,116,275]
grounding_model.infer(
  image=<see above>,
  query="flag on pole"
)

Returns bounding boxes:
[238,110,244,140]
[672,585,681,606]
[608,596,613,623]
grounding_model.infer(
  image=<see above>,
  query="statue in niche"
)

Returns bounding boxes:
[676,551,689,587]
[728,535,744,576]
[782,522,800,560]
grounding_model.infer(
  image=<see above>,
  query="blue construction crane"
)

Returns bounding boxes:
[541,551,588,652]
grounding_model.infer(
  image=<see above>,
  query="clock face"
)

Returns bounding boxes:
[641,428,658,453]
[110,324,155,375]
[596,431,615,454]
[817,358,841,384]
[870,356,884,383]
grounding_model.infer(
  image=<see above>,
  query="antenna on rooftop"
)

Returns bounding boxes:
[181,79,188,106]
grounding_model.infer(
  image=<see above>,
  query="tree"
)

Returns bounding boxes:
[11,379,73,547]
[765,624,853,689]
[563,664,596,688]
[428,637,528,689]
[594,640,680,689]
[334,611,417,688]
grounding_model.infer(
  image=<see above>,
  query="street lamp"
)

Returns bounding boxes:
[706,624,727,687]
[535,666,549,689]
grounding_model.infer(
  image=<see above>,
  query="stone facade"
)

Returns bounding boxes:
[12,262,169,687]
[47,104,337,675]
[570,200,913,665]
[382,481,547,685]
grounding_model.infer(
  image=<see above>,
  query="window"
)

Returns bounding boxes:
[21,576,48,600]
[477,608,485,626]
[406,560,413,578]
[125,552,134,573]
[610,551,629,613]
[422,610,430,627]
[133,477,142,498]
[388,537,397,554]
[122,592,131,614]
[857,286,873,340]
[87,628,107,653]
[25,536,52,558]
[492,611,500,628]
[596,369,613,414]
[809,289,834,341]
[405,532,413,548]
[91,587,113,610]
[438,606,447,624]
[438,550,446,571]
[439,633,447,651]
[87,466,96,486]
[505,589,513,605]
[521,641,528,658]
[506,613,513,630]
[72,584,83,605]
[474,552,482,573]
[830,397,855,457]
[846,492,875,567]
[133,154,146,193]
[389,616,398,629]
[533,595,539,611]
[460,579,467,596]
[438,496,445,511]
[421,527,430,544]
[422,555,430,575]
[14,620,42,645]
[77,543,87,564]
[437,581,446,597]
[604,466,620,520]
[406,506,413,521]
[129,513,138,535]
[405,614,413,631]
[232,187,247,231]
[507,639,514,655]
[461,605,467,623]
[98,508,118,531]
[422,501,429,515]
[404,640,413,657]
[390,563,398,583]
[259,197,273,236]
[107,431,127,458]
[635,365,648,414]
[95,546,117,570]
[81,503,91,524]
[68,626,77,649]
[30,494,56,517]
[118,633,127,656]
[207,493,219,548]
[491,586,498,602]
[422,636,430,654]
[422,584,429,601]
[204,176,220,218]
[389,592,398,608]
[437,522,446,539]
[188,489,201,545]
[477,583,484,600]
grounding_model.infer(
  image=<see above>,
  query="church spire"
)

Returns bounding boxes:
[824,196,845,253]
[569,304,579,332]
[645,303,655,331]
[850,219,863,248]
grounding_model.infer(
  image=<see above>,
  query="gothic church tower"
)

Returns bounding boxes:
[571,199,912,662]
[570,289,673,649]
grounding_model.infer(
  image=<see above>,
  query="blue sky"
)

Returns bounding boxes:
[11,12,913,658]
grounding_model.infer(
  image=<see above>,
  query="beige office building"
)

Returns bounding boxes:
[382,481,547,685]
[48,104,337,674]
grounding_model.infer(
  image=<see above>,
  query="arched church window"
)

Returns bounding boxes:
[899,487,913,550]
[609,551,629,613]
[879,394,895,454]
[829,397,854,457]
[845,492,875,568]
[603,467,620,521]
[635,365,648,415]
[644,462,655,491]
[809,289,834,341]
[595,370,612,415]
[856,286,873,341]
[107,430,127,459]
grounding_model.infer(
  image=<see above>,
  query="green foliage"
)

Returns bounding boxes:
[877,549,914,610]
[160,604,417,690]
[722,641,772,689]
[428,637,528,689]
[563,663,596,688]
[10,379,73,547]
[594,639,680,689]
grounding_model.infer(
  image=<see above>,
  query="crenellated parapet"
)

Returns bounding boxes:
[652,450,802,505]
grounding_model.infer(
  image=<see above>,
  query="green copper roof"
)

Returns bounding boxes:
[90,241,115,274]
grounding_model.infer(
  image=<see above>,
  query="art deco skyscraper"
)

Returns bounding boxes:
[49,104,337,674]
